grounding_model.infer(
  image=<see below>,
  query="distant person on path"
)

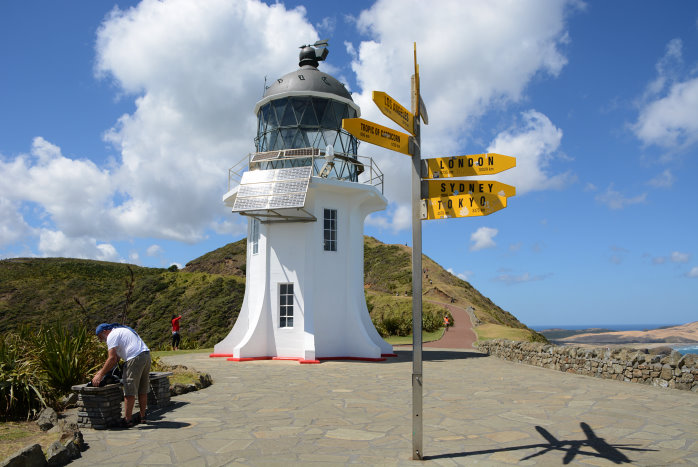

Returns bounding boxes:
[171,314,182,350]
[93,323,151,428]
[444,316,450,331]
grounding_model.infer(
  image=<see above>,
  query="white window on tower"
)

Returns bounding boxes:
[279,283,294,328]
[323,208,337,251]
[250,218,260,255]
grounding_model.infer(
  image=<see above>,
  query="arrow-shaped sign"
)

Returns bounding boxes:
[373,91,415,135]
[421,193,507,220]
[342,118,412,155]
[421,153,516,179]
[422,180,516,198]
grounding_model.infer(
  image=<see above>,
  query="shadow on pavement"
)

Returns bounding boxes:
[424,422,657,464]
[380,349,487,363]
[138,420,191,430]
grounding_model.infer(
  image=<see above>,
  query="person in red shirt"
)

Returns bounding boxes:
[171,315,182,350]
[444,316,450,331]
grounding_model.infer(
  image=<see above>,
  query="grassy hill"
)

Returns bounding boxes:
[0,236,544,348]
[0,258,244,348]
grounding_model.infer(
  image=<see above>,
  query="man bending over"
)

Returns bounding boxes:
[93,323,151,428]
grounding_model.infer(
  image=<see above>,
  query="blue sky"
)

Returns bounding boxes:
[1,1,697,327]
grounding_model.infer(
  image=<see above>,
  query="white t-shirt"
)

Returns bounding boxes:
[106,327,149,362]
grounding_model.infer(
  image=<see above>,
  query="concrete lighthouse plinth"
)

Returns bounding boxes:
[214,177,391,361]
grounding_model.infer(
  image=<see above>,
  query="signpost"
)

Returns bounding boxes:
[342,117,411,155]
[422,153,516,179]
[423,180,516,198]
[372,91,415,135]
[421,193,508,220]
[342,43,516,461]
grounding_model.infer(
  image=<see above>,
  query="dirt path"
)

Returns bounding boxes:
[423,300,477,349]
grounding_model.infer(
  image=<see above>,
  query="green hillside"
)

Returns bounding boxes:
[0,236,544,348]
[0,258,244,348]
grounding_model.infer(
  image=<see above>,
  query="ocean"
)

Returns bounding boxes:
[530,324,679,332]
[531,324,698,355]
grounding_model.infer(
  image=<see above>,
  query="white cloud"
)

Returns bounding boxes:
[470,227,498,251]
[633,39,698,150]
[0,197,33,248]
[594,184,646,210]
[1,1,319,260]
[647,169,674,188]
[38,229,119,261]
[493,271,551,285]
[487,110,571,194]
[146,244,163,257]
[348,0,575,230]
[366,204,411,233]
[95,0,318,242]
[447,267,471,281]
[671,251,690,263]
[687,266,698,278]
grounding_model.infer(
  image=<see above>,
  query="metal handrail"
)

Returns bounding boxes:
[227,148,384,194]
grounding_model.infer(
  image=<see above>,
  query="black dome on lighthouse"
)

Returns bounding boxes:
[262,44,353,102]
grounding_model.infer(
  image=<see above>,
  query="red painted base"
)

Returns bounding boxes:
[209,353,234,358]
[219,354,395,364]
[318,356,386,362]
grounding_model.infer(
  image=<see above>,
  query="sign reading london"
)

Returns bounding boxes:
[372,91,415,135]
[342,118,411,155]
[422,193,507,220]
[423,180,516,198]
[422,153,516,179]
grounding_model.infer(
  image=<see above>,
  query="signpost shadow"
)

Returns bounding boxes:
[424,422,657,464]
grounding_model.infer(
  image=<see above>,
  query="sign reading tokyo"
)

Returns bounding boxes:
[421,193,507,220]
[422,153,516,178]
[342,118,411,155]
[424,180,516,198]
[372,91,415,135]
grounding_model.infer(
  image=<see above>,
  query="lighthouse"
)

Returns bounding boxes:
[213,42,393,362]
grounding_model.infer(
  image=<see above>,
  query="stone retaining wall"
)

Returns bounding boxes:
[477,339,698,392]
[72,372,173,429]
[72,384,123,429]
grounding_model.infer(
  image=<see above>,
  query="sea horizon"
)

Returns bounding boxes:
[530,324,680,332]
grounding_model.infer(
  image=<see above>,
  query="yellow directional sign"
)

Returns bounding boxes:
[342,118,411,155]
[421,193,507,220]
[422,153,516,179]
[372,91,415,135]
[424,180,516,198]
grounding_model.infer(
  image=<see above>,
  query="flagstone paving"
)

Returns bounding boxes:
[71,349,698,466]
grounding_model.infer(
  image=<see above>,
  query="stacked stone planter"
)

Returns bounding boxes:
[478,339,698,392]
[71,383,124,429]
[147,372,173,408]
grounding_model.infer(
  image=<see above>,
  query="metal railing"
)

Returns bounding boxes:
[227,148,384,194]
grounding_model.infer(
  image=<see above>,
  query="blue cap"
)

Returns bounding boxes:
[95,323,110,335]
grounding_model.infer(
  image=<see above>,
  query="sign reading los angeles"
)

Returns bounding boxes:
[342,118,411,155]
[372,91,415,135]
[421,193,507,220]
[423,180,516,198]
[422,153,516,179]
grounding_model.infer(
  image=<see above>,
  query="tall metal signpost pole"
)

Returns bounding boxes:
[410,44,423,461]
[344,43,515,460]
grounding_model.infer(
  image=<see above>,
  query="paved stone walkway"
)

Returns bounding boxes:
[72,350,698,466]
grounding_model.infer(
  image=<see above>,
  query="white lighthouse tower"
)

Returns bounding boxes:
[212,42,393,363]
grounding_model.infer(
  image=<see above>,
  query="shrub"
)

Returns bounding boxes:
[0,333,47,421]
[34,322,105,397]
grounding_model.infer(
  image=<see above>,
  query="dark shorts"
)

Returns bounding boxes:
[172,331,181,347]
[123,351,151,396]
